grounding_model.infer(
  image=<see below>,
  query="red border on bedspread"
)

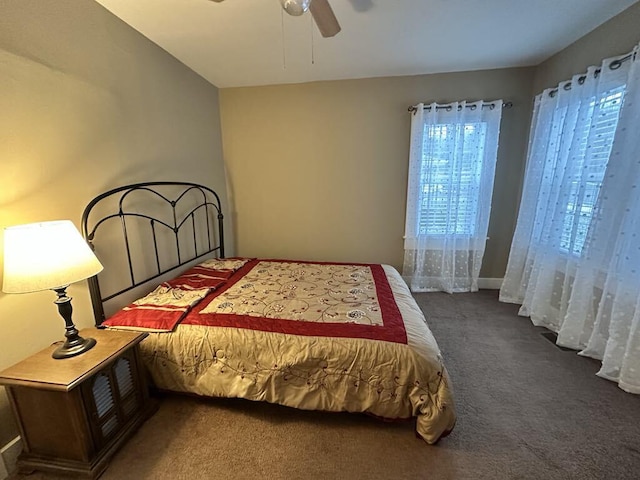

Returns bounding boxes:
[182,259,408,344]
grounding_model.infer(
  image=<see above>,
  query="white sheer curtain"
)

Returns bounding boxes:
[403,101,503,293]
[501,45,640,393]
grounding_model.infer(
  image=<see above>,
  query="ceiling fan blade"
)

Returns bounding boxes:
[310,0,341,37]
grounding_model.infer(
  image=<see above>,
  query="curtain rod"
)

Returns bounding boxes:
[407,101,513,114]
[548,50,636,98]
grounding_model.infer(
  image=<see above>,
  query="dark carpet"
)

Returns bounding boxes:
[11,291,640,479]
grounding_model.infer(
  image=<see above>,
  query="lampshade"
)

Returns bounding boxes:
[2,220,104,294]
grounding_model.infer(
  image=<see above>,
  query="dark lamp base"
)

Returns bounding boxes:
[51,286,97,359]
[52,336,97,359]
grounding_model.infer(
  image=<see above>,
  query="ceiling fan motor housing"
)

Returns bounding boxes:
[280,0,312,16]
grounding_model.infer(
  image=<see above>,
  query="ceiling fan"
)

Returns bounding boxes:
[280,0,341,37]
[209,0,341,38]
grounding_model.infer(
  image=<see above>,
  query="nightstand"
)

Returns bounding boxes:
[0,328,156,479]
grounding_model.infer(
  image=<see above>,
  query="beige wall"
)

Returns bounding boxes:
[0,0,228,445]
[220,68,535,278]
[533,1,640,93]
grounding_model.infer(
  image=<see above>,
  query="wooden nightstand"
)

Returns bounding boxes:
[0,328,156,479]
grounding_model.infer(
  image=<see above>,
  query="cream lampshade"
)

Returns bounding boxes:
[2,220,104,359]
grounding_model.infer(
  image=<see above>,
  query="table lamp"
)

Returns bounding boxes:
[2,220,104,359]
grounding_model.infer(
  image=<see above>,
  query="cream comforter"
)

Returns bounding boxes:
[139,265,456,444]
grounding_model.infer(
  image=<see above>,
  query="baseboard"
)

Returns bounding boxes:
[0,436,22,479]
[478,278,503,290]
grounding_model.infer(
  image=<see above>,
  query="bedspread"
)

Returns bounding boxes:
[138,263,456,443]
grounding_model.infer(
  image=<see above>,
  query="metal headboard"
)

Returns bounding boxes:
[81,181,225,325]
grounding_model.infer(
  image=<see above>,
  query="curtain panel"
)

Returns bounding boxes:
[500,44,640,393]
[403,101,503,293]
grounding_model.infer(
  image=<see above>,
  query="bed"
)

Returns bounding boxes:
[81,182,456,444]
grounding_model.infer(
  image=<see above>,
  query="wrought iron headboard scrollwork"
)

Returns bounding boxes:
[81,182,225,325]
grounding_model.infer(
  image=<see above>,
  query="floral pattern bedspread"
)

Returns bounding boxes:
[138,263,456,444]
[201,261,385,325]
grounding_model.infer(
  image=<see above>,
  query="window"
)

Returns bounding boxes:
[417,122,487,236]
[556,88,624,255]
[402,100,503,293]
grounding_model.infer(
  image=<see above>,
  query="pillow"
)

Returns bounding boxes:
[165,266,230,289]
[197,257,251,272]
[103,285,211,332]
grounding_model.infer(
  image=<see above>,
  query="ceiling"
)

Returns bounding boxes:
[95,0,639,88]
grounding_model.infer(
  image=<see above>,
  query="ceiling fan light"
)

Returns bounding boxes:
[280,0,312,16]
